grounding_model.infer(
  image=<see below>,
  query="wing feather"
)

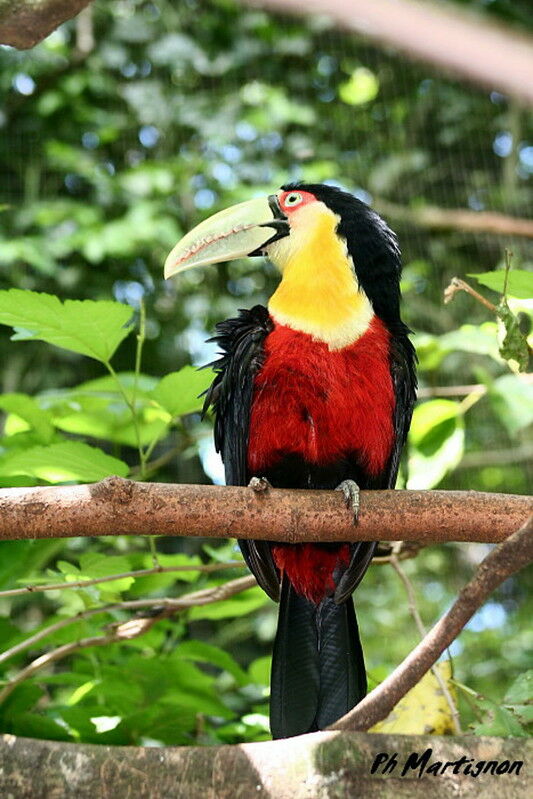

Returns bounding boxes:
[203,305,280,601]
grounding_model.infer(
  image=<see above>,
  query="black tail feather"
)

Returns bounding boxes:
[316,594,366,729]
[270,576,366,739]
[270,578,319,738]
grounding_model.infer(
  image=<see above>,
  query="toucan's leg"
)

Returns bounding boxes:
[335,479,360,523]
[248,476,272,492]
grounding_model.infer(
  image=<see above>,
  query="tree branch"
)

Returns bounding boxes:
[0,479,530,544]
[0,730,530,798]
[0,560,244,599]
[444,277,498,312]
[0,0,93,48]
[375,201,533,239]
[253,0,533,107]
[418,374,533,399]
[330,516,533,731]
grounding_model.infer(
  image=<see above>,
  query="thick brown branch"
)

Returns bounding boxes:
[0,479,530,544]
[252,0,533,107]
[0,0,92,48]
[330,516,533,731]
[0,731,530,798]
[375,201,533,239]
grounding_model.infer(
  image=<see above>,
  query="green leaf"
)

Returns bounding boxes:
[408,400,464,489]
[409,400,460,447]
[438,323,502,360]
[495,299,530,372]
[0,684,44,718]
[125,655,232,718]
[248,656,271,686]
[175,640,249,685]
[76,372,158,401]
[504,670,533,705]
[472,705,528,737]
[151,366,214,418]
[9,713,73,742]
[0,441,128,482]
[76,553,135,593]
[468,269,533,299]
[42,387,167,448]
[339,67,379,105]
[117,706,198,744]
[0,289,134,362]
[489,375,533,437]
[188,585,268,620]
[0,393,55,444]
[0,539,65,590]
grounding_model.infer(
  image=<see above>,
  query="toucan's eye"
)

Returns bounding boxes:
[284,192,303,207]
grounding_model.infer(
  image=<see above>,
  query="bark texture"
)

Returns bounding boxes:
[0,0,91,47]
[0,478,530,543]
[0,732,531,798]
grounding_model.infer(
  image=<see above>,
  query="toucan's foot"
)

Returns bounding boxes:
[335,479,360,524]
[248,476,272,493]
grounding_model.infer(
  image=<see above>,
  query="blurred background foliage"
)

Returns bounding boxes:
[0,0,531,746]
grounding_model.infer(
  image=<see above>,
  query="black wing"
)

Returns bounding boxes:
[203,305,280,601]
[335,329,417,603]
[384,330,418,489]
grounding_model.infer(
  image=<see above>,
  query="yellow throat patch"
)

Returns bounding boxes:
[267,203,374,350]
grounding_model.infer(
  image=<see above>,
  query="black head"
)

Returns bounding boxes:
[281,182,405,332]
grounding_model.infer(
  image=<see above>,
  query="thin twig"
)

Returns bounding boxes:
[502,249,513,298]
[0,575,257,666]
[330,516,533,731]
[443,277,497,312]
[390,552,462,734]
[0,561,244,599]
[372,540,426,564]
[129,445,182,478]
[457,444,533,470]
[0,575,257,702]
[417,373,533,399]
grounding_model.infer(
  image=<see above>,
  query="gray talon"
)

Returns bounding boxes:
[248,476,272,492]
[335,479,360,524]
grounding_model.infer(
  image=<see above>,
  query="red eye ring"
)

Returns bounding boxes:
[279,189,315,212]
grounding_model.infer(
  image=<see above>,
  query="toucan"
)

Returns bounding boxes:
[164,183,417,738]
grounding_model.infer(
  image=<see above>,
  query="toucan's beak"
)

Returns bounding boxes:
[164,195,288,279]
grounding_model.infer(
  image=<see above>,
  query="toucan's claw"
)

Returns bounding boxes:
[335,479,360,524]
[248,476,272,493]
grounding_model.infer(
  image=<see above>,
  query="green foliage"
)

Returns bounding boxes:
[0,290,134,363]
[0,441,128,482]
[407,400,464,489]
[469,269,533,299]
[152,367,213,419]
[496,298,530,372]
[457,671,533,737]
[339,67,379,106]
[0,0,531,749]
